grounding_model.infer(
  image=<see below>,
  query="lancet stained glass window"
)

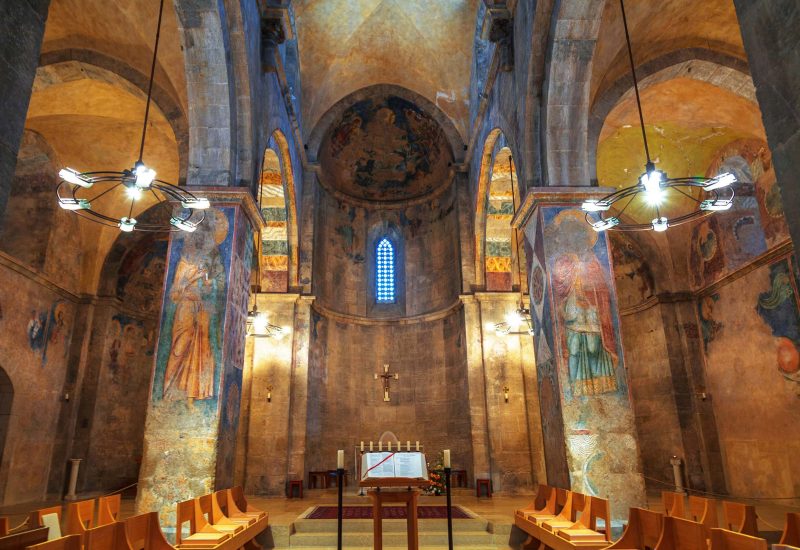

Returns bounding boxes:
[376,238,396,303]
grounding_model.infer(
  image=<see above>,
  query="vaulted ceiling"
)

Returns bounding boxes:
[293,0,479,140]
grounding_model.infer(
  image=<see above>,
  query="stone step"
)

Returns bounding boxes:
[289,530,496,547]
[292,517,489,533]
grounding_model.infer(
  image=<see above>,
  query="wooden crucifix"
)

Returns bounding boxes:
[374,364,399,402]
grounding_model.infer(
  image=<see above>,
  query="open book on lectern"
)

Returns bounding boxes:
[360,452,428,481]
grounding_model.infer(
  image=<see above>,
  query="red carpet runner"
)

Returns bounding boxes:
[306,506,470,520]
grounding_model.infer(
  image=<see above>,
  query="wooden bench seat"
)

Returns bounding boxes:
[229,487,266,521]
[710,528,768,550]
[654,516,705,550]
[123,513,173,550]
[22,532,78,550]
[515,491,610,550]
[607,507,663,550]
[85,521,130,550]
[175,499,230,548]
[0,526,49,550]
[722,502,758,537]
[28,506,64,540]
[780,513,800,547]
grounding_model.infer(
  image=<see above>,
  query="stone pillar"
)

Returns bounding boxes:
[286,296,313,485]
[474,293,540,493]
[732,1,800,249]
[517,190,646,517]
[461,295,491,483]
[136,191,261,529]
[243,293,299,495]
[0,1,50,227]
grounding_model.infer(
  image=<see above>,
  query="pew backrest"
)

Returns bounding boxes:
[97,495,121,527]
[608,507,664,550]
[661,491,686,518]
[688,495,719,536]
[23,532,79,550]
[655,516,706,550]
[175,499,204,545]
[586,496,612,541]
[781,513,800,547]
[0,526,49,550]
[28,507,63,531]
[65,499,95,538]
[0,518,7,537]
[123,513,172,550]
[710,528,768,550]
[85,521,130,550]
[722,501,758,537]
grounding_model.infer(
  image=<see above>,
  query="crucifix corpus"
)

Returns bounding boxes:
[374,364,399,402]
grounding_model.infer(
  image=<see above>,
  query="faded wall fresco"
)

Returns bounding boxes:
[260,146,289,292]
[485,147,522,292]
[137,206,252,524]
[318,95,453,202]
[526,205,645,516]
[699,254,800,501]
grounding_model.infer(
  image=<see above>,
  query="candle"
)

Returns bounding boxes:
[360,441,365,451]
[337,450,344,469]
[416,441,420,451]
[406,440,411,451]
[388,441,392,451]
[443,449,451,469]
[378,442,383,451]
[370,441,374,451]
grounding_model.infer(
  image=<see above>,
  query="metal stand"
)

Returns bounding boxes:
[337,468,344,550]
[444,467,453,550]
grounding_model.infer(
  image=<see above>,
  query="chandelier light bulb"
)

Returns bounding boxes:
[126,186,143,200]
[581,199,611,212]
[170,216,198,232]
[651,217,669,232]
[591,217,620,232]
[700,199,734,211]
[252,312,268,334]
[59,168,94,188]
[119,217,137,232]
[134,163,156,188]
[505,310,524,329]
[58,198,91,211]
[640,169,665,205]
[703,172,737,191]
[181,198,211,210]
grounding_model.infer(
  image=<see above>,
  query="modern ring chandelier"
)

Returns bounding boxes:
[581,0,736,233]
[55,0,209,233]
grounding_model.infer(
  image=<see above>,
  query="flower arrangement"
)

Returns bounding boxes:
[424,452,447,495]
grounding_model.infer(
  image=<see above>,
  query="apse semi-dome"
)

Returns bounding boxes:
[318,95,453,202]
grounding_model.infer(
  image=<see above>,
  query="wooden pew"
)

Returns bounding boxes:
[514,492,610,550]
[27,534,84,550]
[710,528,768,550]
[98,496,121,527]
[607,507,663,550]
[123,513,173,550]
[522,488,571,525]
[654,516,706,550]
[213,491,259,524]
[228,488,265,521]
[28,506,64,540]
[661,492,685,518]
[175,496,269,550]
[687,495,718,538]
[86,521,130,550]
[195,496,243,536]
[0,526,48,550]
[556,496,612,545]
[65,500,95,541]
[721,502,758,537]
[210,492,252,527]
[175,499,229,547]
[514,485,554,521]
[541,493,591,534]
[780,513,800,547]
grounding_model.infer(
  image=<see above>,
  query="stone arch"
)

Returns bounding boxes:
[172,0,236,186]
[588,49,754,183]
[307,84,465,165]
[0,366,12,504]
[258,130,299,291]
[37,50,189,184]
[474,129,525,290]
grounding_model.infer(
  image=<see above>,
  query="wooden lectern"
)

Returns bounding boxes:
[359,451,430,550]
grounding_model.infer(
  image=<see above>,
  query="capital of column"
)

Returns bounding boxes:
[183,186,265,233]
[512,186,616,231]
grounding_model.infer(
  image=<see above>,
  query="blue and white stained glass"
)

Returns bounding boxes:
[376,238,395,303]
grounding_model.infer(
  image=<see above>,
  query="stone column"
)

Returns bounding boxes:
[517,189,646,517]
[0,1,50,227]
[286,295,313,486]
[732,1,800,249]
[461,295,491,484]
[136,191,261,529]
[243,293,299,495]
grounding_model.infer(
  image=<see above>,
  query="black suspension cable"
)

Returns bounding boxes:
[138,0,166,163]
[620,0,652,168]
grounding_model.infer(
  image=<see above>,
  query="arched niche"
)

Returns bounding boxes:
[258,130,298,292]
[475,131,525,292]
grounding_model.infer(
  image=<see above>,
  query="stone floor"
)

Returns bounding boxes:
[1,487,795,549]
